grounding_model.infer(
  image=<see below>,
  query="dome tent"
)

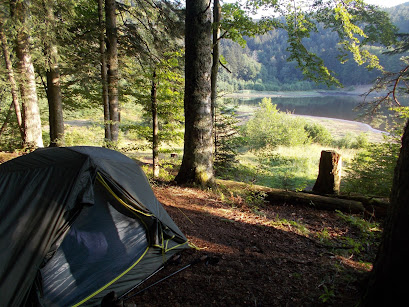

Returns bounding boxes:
[0,146,189,306]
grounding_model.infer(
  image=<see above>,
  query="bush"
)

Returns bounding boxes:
[335,132,356,149]
[342,141,400,196]
[244,98,309,150]
[304,122,333,145]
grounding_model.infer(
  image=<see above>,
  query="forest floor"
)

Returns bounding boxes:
[0,151,381,306]
[129,182,382,307]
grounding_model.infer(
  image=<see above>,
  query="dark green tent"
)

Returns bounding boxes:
[0,146,189,306]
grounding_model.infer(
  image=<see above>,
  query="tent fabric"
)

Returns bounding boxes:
[0,146,188,307]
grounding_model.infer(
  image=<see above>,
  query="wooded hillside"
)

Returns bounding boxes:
[218,3,409,91]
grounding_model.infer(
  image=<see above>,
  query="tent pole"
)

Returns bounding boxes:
[122,255,208,302]
[118,254,181,301]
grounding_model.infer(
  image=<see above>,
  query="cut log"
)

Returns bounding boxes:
[265,189,365,213]
[216,179,387,216]
[313,150,341,195]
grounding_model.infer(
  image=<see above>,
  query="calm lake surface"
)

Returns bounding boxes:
[224,94,374,121]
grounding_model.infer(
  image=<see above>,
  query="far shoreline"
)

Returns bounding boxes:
[222,85,378,99]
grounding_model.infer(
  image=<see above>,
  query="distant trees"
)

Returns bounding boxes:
[219,1,402,91]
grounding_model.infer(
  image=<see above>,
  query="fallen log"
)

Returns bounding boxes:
[216,179,387,216]
[264,189,365,214]
[332,194,389,218]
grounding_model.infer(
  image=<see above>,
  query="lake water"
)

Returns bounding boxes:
[222,92,409,131]
[223,94,374,121]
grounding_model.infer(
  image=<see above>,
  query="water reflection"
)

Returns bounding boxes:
[223,95,408,122]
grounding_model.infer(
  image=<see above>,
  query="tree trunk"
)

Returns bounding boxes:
[175,0,214,186]
[362,120,409,306]
[98,0,110,142]
[211,0,221,157]
[0,18,24,141]
[105,0,119,145]
[12,0,43,148]
[151,70,159,178]
[312,150,341,195]
[46,66,64,147]
[44,1,64,147]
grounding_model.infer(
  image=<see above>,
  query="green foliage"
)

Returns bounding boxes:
[244,98,338,151]
[0,125,22,151]
[64,124,104,147]
[254,148,315,191]
[244,98,310,149]
[221,2,280,47]
[335,210,382,258]
[123,50,185,151]
[218,2,404,92]
[304,122,333,145]
[214,102,242,174]
[270,214,310,236]
[343,140,400,196]
[319,285,335,303]
[141,156,181,183]
[284,4,339,86]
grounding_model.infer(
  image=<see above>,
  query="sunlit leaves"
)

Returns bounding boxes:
[221,2,281,47]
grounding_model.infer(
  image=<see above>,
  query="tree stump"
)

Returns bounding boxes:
[313,150,342,195]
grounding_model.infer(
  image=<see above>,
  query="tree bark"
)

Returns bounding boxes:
[211,0,221,157]
[313,150,341,195]
[362,120,409,306]
[12,0,43,148]
[151,70,159,178]
[44,1,64,147]
[0,17,24,141]
[105,0,119,145]
[175,0,214,186]
[98,0,110,142]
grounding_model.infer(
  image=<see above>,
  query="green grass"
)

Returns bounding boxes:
[230,144,357,191]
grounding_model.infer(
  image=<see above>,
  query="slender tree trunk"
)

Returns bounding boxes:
[362,119,409,306]
[98,0,110,142]
[151,70,159,178]
[175,0,214,186]
[105,0,119,145]
[12,0,43,148]
[44,1,64,147]
[211,0,221,157]
[0,18,24,141]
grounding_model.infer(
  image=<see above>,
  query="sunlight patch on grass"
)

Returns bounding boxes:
[236,144,357,190]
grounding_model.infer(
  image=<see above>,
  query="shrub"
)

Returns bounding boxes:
[244,98,309,150]
[342,141,400,196]
[335,132,355,149]
[304,122,333,145]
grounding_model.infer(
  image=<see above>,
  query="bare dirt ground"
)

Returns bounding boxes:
[129,183,381,307]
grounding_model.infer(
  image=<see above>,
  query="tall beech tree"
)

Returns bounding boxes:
[175,0,214,186]
[11,0,43,148]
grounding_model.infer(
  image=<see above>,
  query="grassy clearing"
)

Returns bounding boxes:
[229,144,357,191]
